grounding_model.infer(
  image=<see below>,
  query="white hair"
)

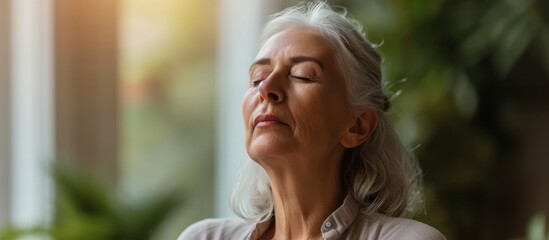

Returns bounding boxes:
[231,1,423,221]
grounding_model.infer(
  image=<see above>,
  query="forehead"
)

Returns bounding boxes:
[256,26,334,61]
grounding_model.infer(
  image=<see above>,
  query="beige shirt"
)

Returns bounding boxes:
[178,195,446,240]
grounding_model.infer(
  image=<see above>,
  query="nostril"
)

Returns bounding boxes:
[268,93,279,101]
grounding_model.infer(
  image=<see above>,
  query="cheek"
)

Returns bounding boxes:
[290,89,332,135]
[293,88,351,136]
[296,85,346,115]
[242,90,258,131]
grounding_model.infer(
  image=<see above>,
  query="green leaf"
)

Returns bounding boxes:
[527,212,546,240]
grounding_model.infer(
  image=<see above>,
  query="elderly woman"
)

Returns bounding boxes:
[179,2,445,240]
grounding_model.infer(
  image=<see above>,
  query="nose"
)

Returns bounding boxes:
[258,74,284,103]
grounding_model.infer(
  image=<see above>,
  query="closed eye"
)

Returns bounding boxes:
[290,75,313,82]
[250,79,264,87]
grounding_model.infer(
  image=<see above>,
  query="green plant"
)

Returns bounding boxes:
[526,213,549,240]
[1,165,182,240]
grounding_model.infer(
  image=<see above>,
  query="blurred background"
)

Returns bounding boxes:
[1,0,548,239]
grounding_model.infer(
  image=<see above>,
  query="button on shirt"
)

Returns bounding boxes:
[178,194,446,240]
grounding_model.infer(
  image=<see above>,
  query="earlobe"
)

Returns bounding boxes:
[340,108,377,148]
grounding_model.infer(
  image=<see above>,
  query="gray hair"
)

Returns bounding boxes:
[231,1,423,220]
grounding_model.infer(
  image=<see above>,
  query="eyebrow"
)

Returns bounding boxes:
[290,56,324,69]
[249,55,325,72]
[249,58,271,72]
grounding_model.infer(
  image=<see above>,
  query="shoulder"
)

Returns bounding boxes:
[177,218,254,240]
[348,213,446,240]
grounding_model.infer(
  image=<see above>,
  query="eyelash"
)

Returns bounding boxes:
[290,75,312,82]
[251,79,262,87]
[251,75,313,87]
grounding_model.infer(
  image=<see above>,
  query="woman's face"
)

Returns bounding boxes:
[243,26,356,165]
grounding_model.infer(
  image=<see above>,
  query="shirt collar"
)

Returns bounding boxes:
[247,193,360,240]
[320,193,360,239]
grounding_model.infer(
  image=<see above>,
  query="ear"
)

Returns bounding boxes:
[340,108,377,148]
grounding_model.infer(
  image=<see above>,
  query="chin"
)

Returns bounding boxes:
[248,140,293,161]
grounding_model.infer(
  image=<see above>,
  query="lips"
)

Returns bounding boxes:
[253,114,286,127]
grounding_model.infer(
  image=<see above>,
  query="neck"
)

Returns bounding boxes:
[261,155,345,240]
